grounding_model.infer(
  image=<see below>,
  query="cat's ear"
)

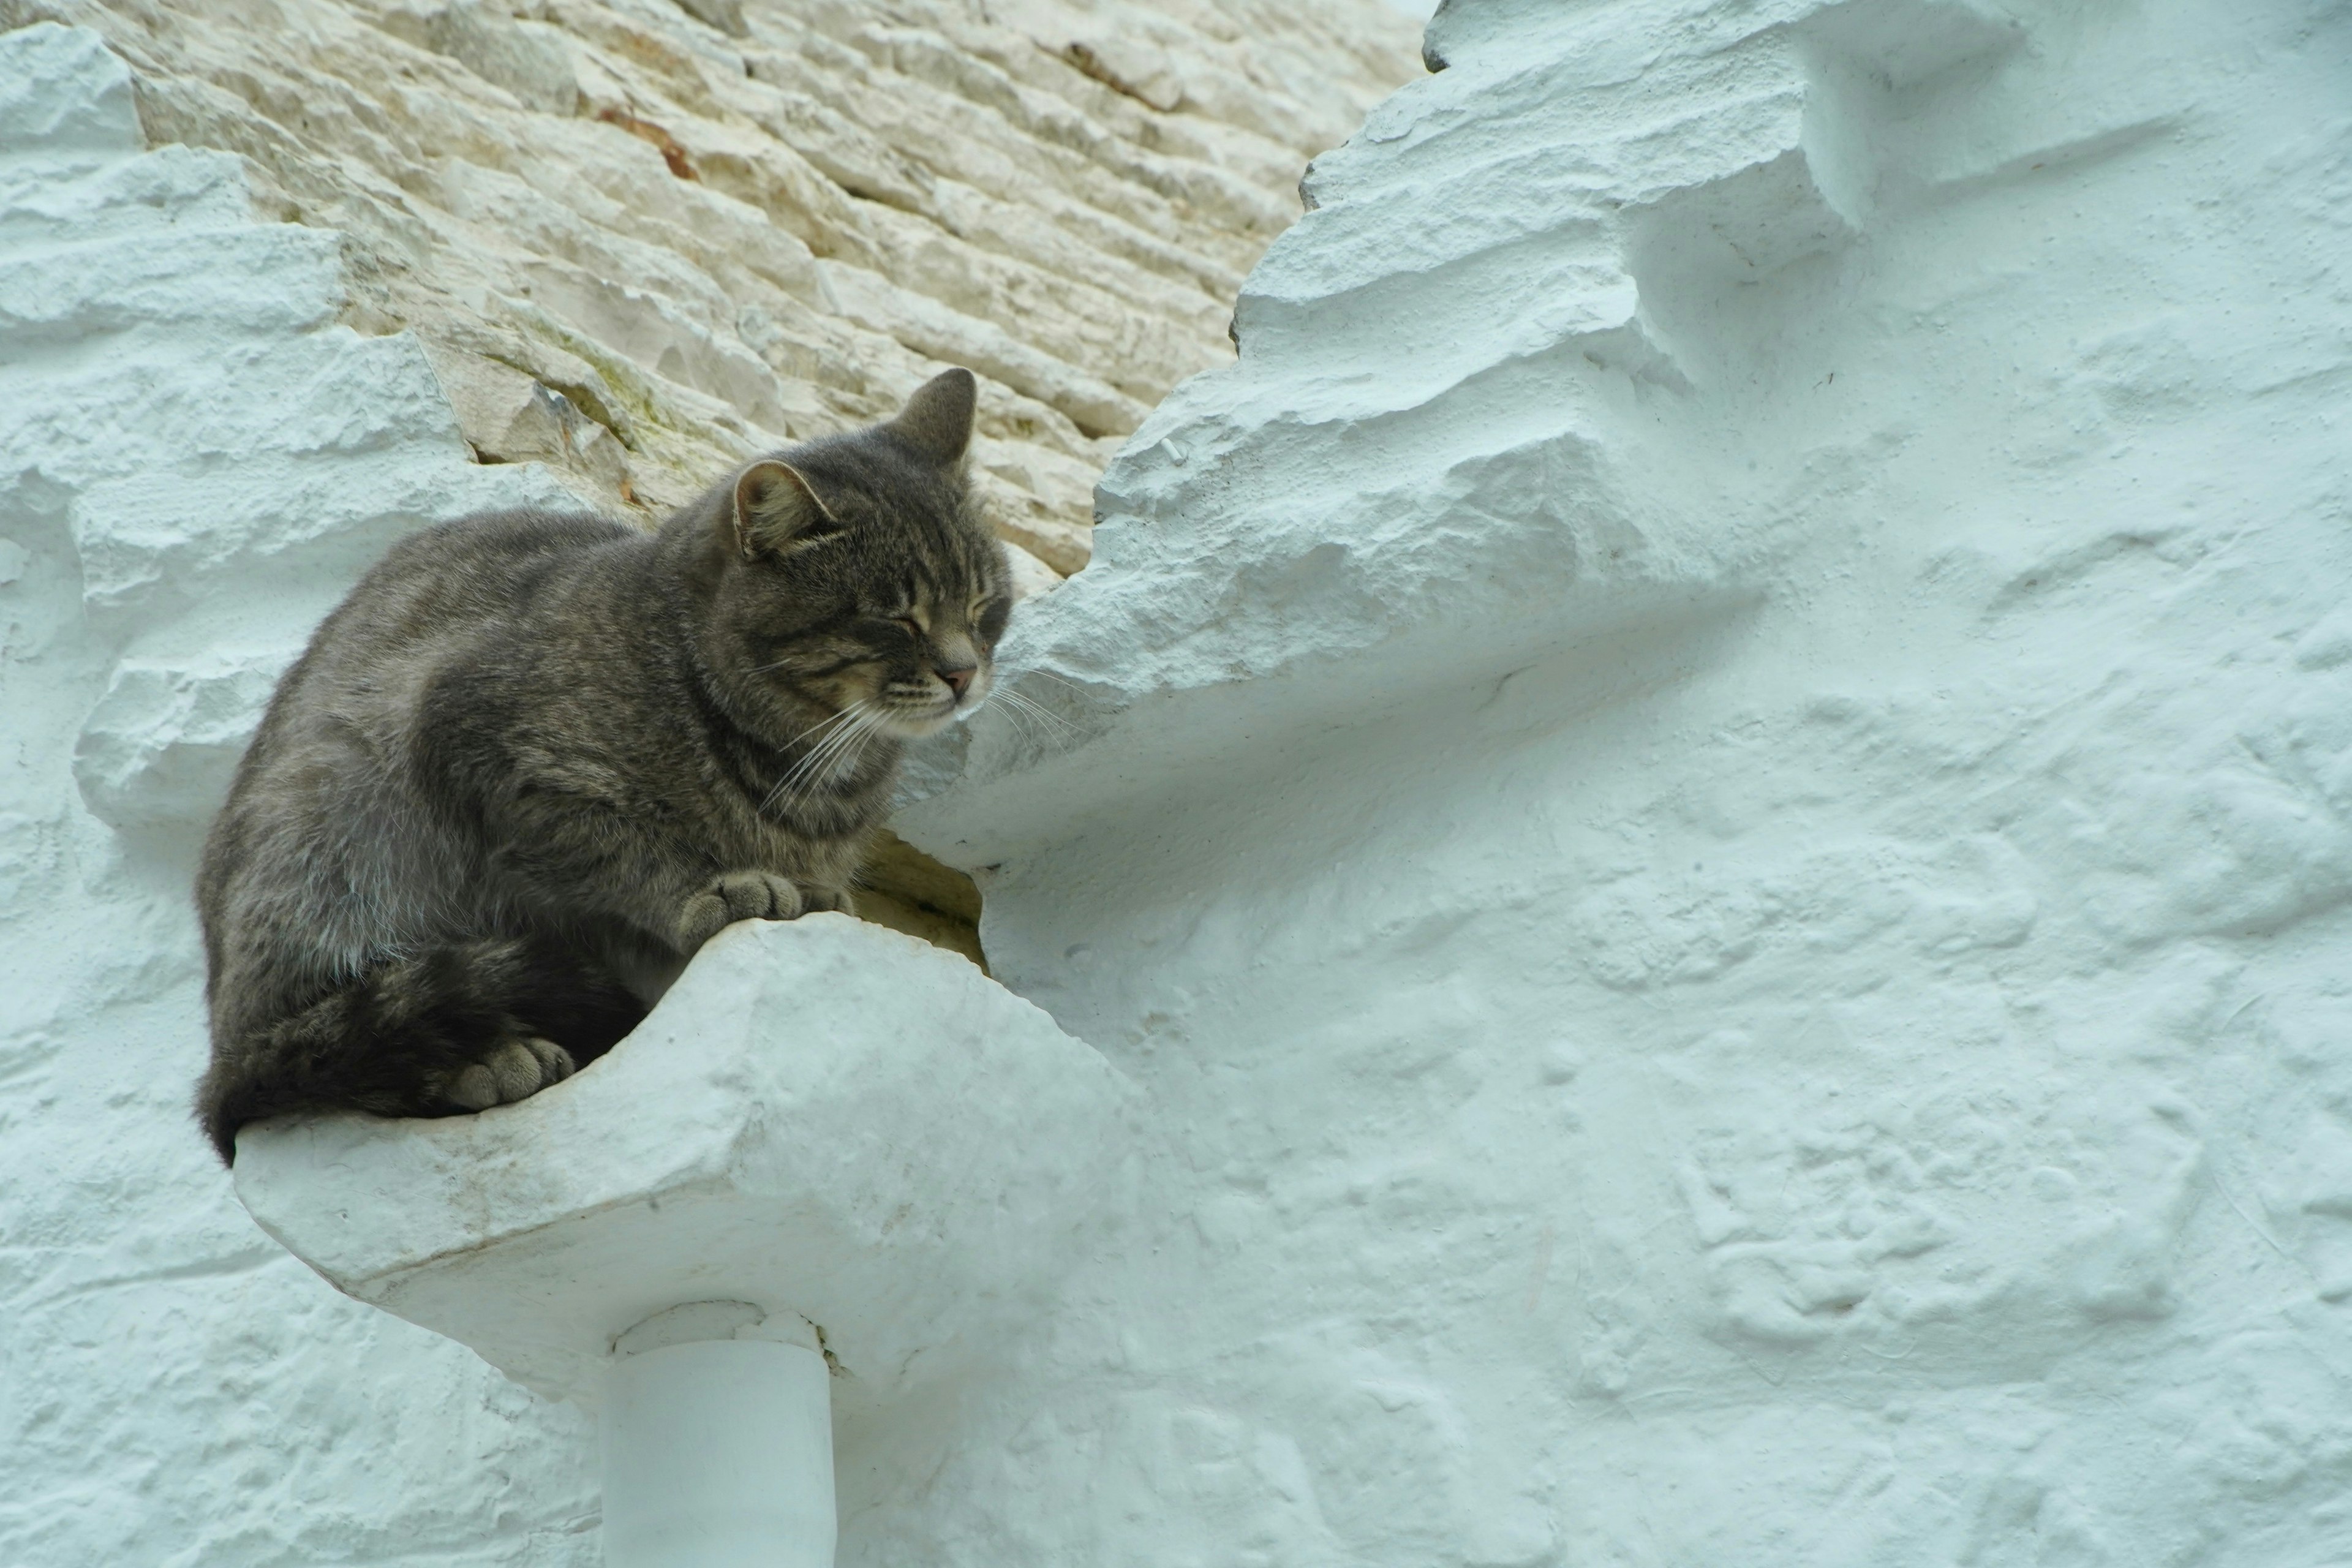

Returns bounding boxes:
[886,368,976,467]
[732,461,838,560]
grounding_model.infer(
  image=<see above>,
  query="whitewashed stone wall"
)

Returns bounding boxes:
[0,7,1407,1562]
[7,0,2351,1565]
[895,0,2352,1561]
[0,0,1411,1556]
[0,26,606,1565]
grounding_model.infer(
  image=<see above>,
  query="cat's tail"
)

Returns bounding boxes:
[195,937,644,1165]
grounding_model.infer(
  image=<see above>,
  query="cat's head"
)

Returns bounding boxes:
[699,368,1012,744]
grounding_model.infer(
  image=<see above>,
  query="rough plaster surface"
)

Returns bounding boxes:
[6,2,2352,1567]
[0,25,606,1566]
[892,0,2352,1562]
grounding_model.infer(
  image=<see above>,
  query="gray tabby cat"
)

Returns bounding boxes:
[195,369,1009,1163]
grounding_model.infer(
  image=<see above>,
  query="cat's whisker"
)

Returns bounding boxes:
[778,706,888,812]
[771,728,860,809]
[761,703,869,814]
[984,693,1044,747]
[990,686,1074,739]
[772,707,862,780]
[783,703,881,793]
[1008,667,1085,695]
[782,703,865,750]
[1001,687,1073,730]
[800,720,871,791]
[763,723,847,812]
[986,701,1047,747]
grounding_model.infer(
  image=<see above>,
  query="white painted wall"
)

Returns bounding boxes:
[0,26,603,1566]
[5,1,2350,1564]
[892,0,2352,1560]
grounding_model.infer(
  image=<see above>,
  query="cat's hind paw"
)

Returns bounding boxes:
[446,1035,576,1112]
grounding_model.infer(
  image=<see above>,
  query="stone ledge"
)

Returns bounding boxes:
[235,913,1129,1412]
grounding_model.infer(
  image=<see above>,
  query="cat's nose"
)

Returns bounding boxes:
[937,665,976,699]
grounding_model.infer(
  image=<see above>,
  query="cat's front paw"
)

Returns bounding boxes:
[676,870,815,951]
[445,1035,576,1112]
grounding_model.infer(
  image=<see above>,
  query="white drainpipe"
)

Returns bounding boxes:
[602,1304,835,1568]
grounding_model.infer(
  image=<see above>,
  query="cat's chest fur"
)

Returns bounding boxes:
[439,605,892,903]
[693,748,881,888]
